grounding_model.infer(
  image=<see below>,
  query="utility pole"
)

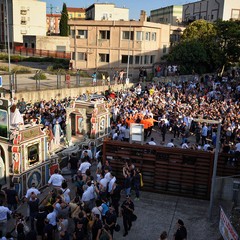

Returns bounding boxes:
[193,118,222,220]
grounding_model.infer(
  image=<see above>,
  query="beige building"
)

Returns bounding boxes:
[183,0,240,22]
[68,13,183,76]
[67,7,85,20]
[150,5,183,25]
[23,35,70,52]
[0,0,46,48]
[85,3,129,21]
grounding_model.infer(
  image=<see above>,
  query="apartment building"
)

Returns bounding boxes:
[67,7,85,20]
[0,0,46,47]
[85,3,129,21]
[150,5,183,25]
[183,0,240,22]
[68,12,183,75]
[46,13,61,35]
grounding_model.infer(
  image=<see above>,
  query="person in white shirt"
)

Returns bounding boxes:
[148,138,156,145]
[0,200,12,236]
[91,200,103,220]
[48,169,65,188]
[25,183,40,200]
[166,139,175,148]
[201,123,208,146]
[79,160,91,175]
[104,167,112,183]
[47,205,57,228]
[108,173,116,193]
[181,140,189,149]
[82,182,95,210]
[81,147,93,160]
[203,143,211,151]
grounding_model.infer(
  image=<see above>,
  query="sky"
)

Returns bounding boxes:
[43,0,196,19]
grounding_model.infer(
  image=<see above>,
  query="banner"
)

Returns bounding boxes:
[219,207,239,240]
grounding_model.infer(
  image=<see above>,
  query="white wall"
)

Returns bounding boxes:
[222,0,240,20]
[12,0,46,43]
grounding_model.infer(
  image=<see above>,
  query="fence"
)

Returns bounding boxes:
[0,71,135,94]
[13,47,71,59]
[103,139,240,200]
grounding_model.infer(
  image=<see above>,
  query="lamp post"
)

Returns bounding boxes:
[5,0,11,73]
[193,118,222,219]
[126,21,132,84]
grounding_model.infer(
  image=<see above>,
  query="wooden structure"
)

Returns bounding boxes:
[103,140,240,200]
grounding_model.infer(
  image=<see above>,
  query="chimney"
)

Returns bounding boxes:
[140,10,147,22]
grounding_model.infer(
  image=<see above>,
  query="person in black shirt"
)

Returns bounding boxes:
[28,192,39,230]
[44,218,53,240]
[92,214,102,240]
[73,220,85,240]
[5,182,19,212]
[121,195,134,237]
[174,219,187,240]
[35,206,48,238]
[104,206,117,236]
[69,152,79,182]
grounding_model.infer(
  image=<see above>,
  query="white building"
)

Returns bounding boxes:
[85,3,129,21]
[0,0,46,48]
[183,0,240,23]
[150,5,183,25]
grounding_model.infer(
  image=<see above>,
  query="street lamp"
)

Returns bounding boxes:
[5,0,11,73]
[193,118,222,219]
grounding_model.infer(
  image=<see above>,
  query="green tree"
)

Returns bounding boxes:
[214,20,240,75]
[165,40,209,74]
[182,19,216,42]
[59,3,68,36]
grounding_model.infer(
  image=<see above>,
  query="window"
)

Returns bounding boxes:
[72,52,75,60]
[56,46,66,52]
[21,17,26,25]
[71,30,75,38]
[122,31,134,40]
[231,9,240,20]
[99,54,109,62]
[24,43,28,48]
[77,30,88,39]
[121,55,128,64]
[121,55,133,64]
[135,55,141,64]
[163,45,167,54]
[144,55,149,64]
[78,52,87,61]
[145,32,150,41]
[136,31,142,41]
[99,30,110,40]
[78,14,81,17]
[152,32,156,41]
[150,55,155,64]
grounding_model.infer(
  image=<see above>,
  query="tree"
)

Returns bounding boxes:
[181,20,216,42]
[164,19,240,75]
[164,40,209,74]
[214,20,240,75]
[59,3,68,36]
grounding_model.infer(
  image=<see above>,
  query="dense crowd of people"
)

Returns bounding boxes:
[108,74,240,160]
[2,71,240,239]
[0,148,144,240]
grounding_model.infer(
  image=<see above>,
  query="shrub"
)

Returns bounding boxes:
[33,72,47,80]
[12,66,32,74]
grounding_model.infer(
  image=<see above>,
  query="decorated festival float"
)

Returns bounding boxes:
[61,95,110,160]
[0,98,58,198]
[0,96,110,197]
